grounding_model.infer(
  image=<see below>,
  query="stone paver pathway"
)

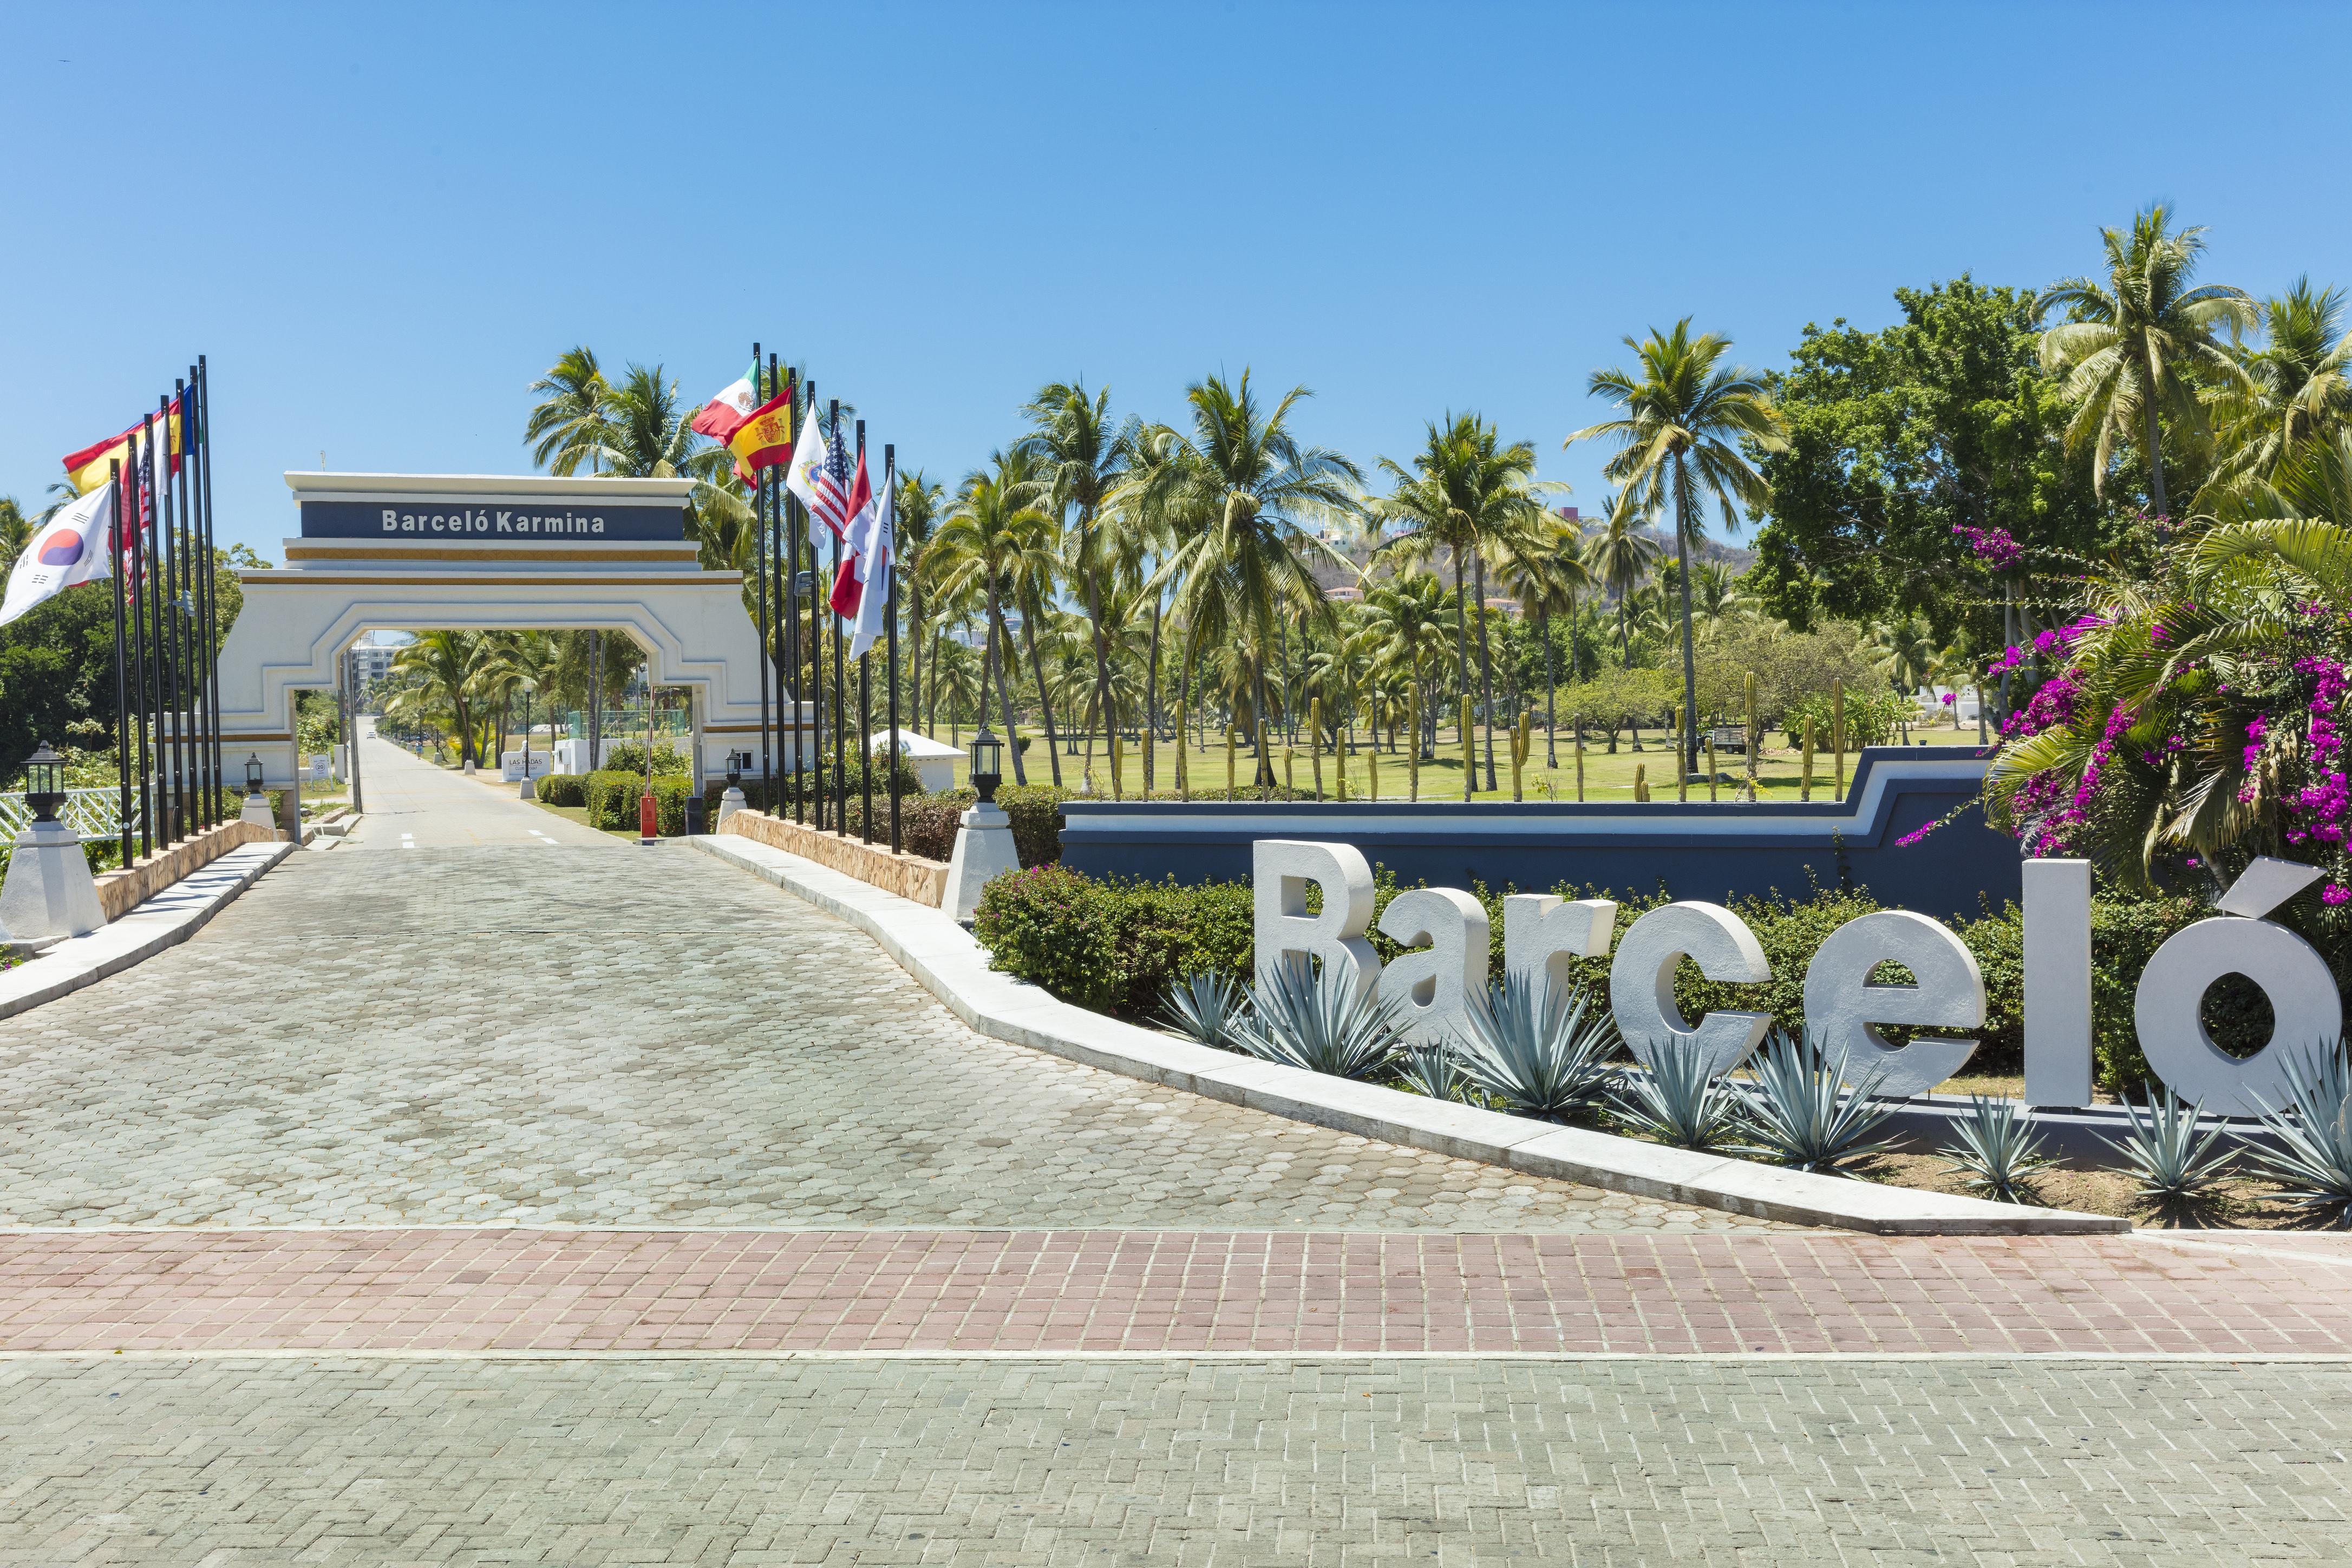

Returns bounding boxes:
[5,732,2351,1564]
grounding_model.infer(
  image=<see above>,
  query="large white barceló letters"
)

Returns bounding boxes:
[1608,902,1774,1075]
[1251,839,1380,1001]
[1800,910,1984,1096]
[2133,858,2340,1117]
[1375,887,1489,1046]
[1503,894,1617,997]
[2022,858,2094,1107]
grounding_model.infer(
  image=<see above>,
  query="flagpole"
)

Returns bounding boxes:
[108,460,132,869]
[805,381,824,833]
[884,442,901,857]
[855,419,872,845]
[198,358,224,825]
[778,361,801,826]
[770,354,792,819]
[128,427,153,860]
[829,399,847,837]
[749,342,774,804]
[155,397,184,843]
[174,376,208,827]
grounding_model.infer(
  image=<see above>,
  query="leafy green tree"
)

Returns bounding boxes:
[2040,205,2255,519]
[1565,319,1787,778]
[1746,278,2102,647]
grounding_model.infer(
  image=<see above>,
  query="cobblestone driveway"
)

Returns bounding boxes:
[5,1354,2345,1566]
[0,741,1754,1232]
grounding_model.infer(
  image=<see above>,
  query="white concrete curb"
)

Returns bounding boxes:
[0,841,295,1022]
[690,833,2127,1236]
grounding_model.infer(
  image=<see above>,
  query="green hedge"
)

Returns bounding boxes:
[971,864,2272,1091]
[582,770,696,834]
[536,773,587,807]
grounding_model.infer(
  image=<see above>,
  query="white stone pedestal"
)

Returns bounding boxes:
[519,773,538,800]
[717,785,747,827]
[0,820,106,942]
[240,790,276,829]
[942,801,1021,923]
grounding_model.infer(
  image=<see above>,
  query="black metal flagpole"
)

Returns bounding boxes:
[829,399,847,835]
[856,417,872,845]
[108,458,132,868]
[174,376,208,827]
[749,342,774,805]
[197,356,224,824]
[785,364,804,827]
[128,427,153,860]
[805,381,824,832]
[158,395,187,843]
[884,442,901,856]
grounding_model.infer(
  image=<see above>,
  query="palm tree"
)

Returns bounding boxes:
[1582,491,1660,669]
[1020,382,1132,763]
[391,631,488,766]
[525,348,613,475]
[1363,572,1452,759]
[2040,205,2256,519]
[1565,321,1787,779]
[1126,373,1363,788]
[2204,277,2352,507]
[1500,515,1596,766]
[1371,414,1554,793]
[931,452,1058,785]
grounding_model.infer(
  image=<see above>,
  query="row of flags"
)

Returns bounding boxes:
[690,365,896,662]
[2,400,192,626]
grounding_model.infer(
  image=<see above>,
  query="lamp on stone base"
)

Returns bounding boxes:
[940,726,1019,924]
[719,751,749,827]
[0,741,106,945]
[239,752,276,829]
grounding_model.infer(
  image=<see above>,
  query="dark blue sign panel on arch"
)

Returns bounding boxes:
[299,498,686,541]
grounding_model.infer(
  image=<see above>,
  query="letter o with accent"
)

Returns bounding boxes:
[2134,916,2343,1116]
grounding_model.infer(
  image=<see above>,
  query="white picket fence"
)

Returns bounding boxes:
[0,785,139,842]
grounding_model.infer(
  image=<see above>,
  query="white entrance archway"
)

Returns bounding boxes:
[218,473,811,788]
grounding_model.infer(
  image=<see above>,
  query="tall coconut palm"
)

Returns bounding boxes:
[390,630,488,766]
[1582,490,1660,669]
[1363,571,1452,759]
[930,452,1057,785]
[1020,382,1131,763]
[1127,373,1363,788]
[1565,322,1786,778]
[525,348,612,475]
[1500,516,1596,765]
[2040,205,2255,519]
[1370,414,1554,793]
[2204,277,2352,508]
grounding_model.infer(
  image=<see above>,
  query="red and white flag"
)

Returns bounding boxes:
[830,454,894,659]
[689,361,760,442]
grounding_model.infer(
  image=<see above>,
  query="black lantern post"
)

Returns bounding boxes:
[969,727,1003,805]
[24,742,67,825]
[244,753,265,797]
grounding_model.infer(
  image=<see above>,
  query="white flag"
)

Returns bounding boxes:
[1,482,115,627]
[784,414,850,538]
[842,475,894,661]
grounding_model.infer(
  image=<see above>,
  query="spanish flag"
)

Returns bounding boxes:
[62,398,185,495]
[727,390,794,485]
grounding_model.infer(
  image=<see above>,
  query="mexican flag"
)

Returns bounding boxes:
[690,360,761,442]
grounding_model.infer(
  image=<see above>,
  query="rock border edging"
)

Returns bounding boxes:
[690,832,2127,1237]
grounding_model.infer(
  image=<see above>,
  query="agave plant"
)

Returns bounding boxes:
[1394,1044,1468,1102]
[1451,975,1621,1122]
[1936,1097,2058,1204]
[1156,970,1249,1050]
[1228,959,1409,1081]
[2100,1082,2237,1208]
[2246,1043,2352,1227]
[1732,1028,1896,1174]
[1611,1033,1744,1151]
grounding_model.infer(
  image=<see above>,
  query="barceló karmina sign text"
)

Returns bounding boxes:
[297,498,687,541]
[1251,839,2344,1118]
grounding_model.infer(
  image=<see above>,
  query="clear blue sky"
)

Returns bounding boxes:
[5,2,2349,562]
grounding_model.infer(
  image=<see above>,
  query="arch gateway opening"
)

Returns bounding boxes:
[217,473,812,791]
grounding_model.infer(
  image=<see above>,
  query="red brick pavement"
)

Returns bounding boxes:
[1,1228,2347,1357]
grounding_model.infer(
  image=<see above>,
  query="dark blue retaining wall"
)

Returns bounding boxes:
[1059,746,2018,918]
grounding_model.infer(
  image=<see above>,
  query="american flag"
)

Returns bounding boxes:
[811,409,854,539]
